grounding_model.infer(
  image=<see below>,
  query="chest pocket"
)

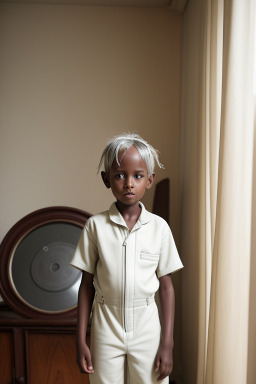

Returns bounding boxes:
[140,252,159,262]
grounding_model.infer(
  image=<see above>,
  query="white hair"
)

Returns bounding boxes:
[98,132,164,177]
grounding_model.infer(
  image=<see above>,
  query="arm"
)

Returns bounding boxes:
[76,271,95,374]
[154,274,175,382]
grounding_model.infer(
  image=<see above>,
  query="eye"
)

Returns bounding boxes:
[116,173,125,179]
[134,174,143,179]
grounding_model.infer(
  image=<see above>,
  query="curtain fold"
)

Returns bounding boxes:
[196,1,223,381]
[206,1,255,382]
[180,0,256,383]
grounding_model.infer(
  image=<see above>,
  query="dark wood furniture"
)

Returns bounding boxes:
[152,178,170,224]
[0,306,90,384]
[0,207,91,384]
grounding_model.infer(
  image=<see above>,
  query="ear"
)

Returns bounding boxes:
[146,172,155,190]
[101,171,111,189]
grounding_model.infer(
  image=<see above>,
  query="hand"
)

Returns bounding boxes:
[77,341,94,374]
[154,342,173,382]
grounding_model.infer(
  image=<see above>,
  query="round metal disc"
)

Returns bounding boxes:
[31,242,80,292]
[10,222,82,312]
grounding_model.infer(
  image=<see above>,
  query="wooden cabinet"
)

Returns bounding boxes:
[0,331,13,384]
[0,307,90,384]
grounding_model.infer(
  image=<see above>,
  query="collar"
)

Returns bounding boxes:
[109,201,151,228]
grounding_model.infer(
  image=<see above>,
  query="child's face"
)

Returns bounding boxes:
[101,145,155,208]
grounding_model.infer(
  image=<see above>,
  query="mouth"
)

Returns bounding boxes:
[124,192,135,196]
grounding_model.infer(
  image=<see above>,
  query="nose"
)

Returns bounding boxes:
[125,176,134,189]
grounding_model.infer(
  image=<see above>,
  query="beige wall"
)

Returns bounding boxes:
[0,4,182,244]
[179,0,202,382]
[0,3,183,380]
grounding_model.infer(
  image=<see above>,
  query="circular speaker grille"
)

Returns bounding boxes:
[0,206,91,319]
[10,223,82,312]
[31,242,78,293]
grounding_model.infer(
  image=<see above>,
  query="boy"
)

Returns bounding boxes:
[70,133,183,383]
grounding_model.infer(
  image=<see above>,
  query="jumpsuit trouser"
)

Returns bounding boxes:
[89,294,169,384]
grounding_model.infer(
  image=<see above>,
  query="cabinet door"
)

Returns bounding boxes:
[0,331,13,384]
[26,332,90,384]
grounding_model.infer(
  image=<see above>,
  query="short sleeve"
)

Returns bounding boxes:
[157,223,184,278]
[70,219,98,275]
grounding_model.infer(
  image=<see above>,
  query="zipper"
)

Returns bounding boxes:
[123,230,129,332]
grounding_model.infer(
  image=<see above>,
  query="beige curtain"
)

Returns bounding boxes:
[180,0,256,383]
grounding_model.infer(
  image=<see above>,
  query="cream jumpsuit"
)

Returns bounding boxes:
[70,202,183,384]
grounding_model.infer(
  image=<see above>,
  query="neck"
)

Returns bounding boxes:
[115,201,141,230]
